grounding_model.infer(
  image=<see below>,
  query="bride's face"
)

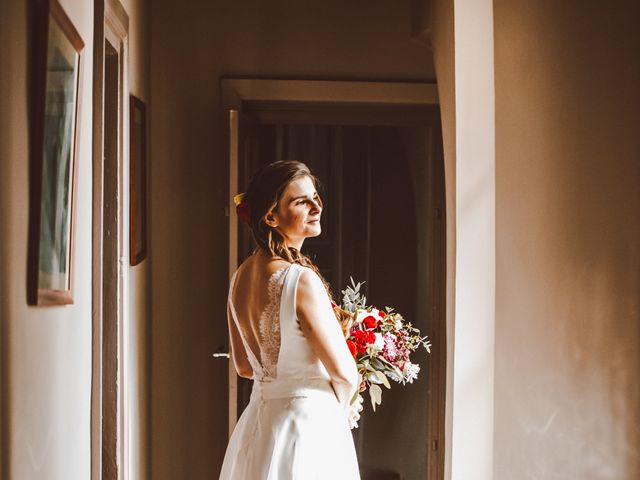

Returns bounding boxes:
[265,175,323,248]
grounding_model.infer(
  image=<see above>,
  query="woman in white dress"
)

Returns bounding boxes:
[220,160,363,480]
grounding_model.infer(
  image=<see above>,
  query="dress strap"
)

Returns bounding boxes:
[279,264,305,330]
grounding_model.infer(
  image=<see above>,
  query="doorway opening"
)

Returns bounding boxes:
[224,81,446,480]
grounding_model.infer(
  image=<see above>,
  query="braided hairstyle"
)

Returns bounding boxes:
[241,160,336,303]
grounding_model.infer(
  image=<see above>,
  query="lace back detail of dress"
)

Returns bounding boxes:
[258,267,288,378]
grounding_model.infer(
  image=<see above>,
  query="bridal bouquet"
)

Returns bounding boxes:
[332,278,432,412]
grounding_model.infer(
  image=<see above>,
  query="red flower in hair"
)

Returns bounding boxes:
[236,202,251,223]
[234,193,251,223]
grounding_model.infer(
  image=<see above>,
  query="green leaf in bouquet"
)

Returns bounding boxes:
[377,371,391,389]
[370,358,385,370]
[377,356,403,381]
[365,363,377,373]
[376,355,397,370]
[368,370,391,389]
[369,384,382,411]
[367,370,385,385]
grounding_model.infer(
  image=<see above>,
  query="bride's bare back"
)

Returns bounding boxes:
[229,250,291,378]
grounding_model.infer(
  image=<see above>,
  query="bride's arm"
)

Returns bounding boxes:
[296,270,358,409]
[228,303,254,379]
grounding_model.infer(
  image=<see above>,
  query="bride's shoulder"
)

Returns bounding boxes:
[296,265,323,291]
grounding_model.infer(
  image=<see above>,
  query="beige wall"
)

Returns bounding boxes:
[149,1,434,477]
[0,0,150,478]
[0,1,9,476]
[494,0,640,478]
[0,0,94,477]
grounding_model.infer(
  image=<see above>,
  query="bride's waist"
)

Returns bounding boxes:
[250,376,335,401]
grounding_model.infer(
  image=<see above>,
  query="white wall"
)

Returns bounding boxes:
[428,0,496,477]
[0,0,150,478]
[494,0,640,478]
[122,0,151,477]
[451,0,496,478]
[0,0,94,477]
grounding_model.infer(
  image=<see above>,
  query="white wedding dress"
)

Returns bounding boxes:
[220,263,361,480]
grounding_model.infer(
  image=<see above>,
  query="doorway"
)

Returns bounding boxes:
[224,81,446,479]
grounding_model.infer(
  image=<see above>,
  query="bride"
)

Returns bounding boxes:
[220,160,363,479]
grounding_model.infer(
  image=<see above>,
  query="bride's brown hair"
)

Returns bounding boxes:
[242,160,336,303]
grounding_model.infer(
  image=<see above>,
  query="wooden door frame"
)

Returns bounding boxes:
[91,1,130,479]
[222,79,446,478]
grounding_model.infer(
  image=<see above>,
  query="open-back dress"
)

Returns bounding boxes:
[219,263,360,479]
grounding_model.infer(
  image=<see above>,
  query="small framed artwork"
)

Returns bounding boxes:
[129,95,148,266]
[28,0,84,306]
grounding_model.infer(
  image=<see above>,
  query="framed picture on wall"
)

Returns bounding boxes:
[129,95,148,266]
[27,0,85,306]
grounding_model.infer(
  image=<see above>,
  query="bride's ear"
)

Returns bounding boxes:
[263,210,279,228]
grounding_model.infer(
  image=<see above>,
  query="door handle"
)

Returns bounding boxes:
[213,345,230,359]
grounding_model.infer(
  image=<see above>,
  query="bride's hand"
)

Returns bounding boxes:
[347,394,364,429]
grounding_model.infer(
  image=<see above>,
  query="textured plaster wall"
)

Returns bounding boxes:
[494,0,640,478]
[0,0,94,477]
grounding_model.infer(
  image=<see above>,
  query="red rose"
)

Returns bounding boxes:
[366,331,376,344]
[353,330,367,342]
[363,315,378,329]
[379,310,386,318]
[346,340,357,357]
[353,330,372,353]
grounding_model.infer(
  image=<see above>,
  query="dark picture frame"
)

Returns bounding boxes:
[28,0,84,306]
[129,95,148,266]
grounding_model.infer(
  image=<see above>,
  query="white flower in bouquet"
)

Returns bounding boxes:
[387,368,403,383]
[372,332,385,350]
[403,362,421,384]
